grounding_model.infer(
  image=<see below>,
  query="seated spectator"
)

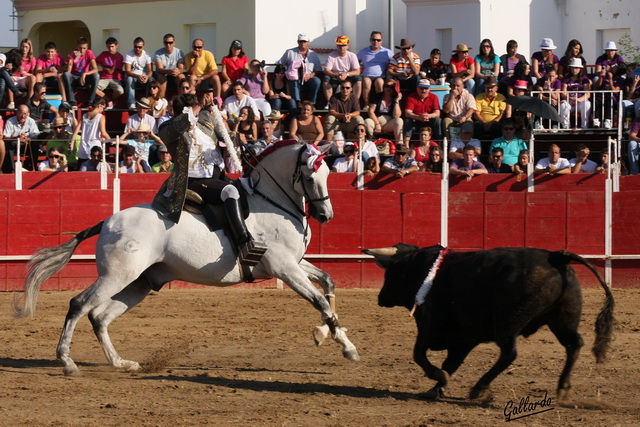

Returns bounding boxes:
[594,41,625,85]
[357,31,393,106]
[79,145,112,172]
[449,144,488,180]
[596,148,610,174]
[623,65,640,119]
[403,79,442,145]
[61,37,99,109]
[442,76,476,139]
[238,59,272,119]
[473,76,505,140]
[95,37,124,109]
[381,143,419,178]
[558,39,587,79]
[534,143,571,175]
[148,80,168,122]
[486,147,512,173]
[499,40,527,84]
[354,123,380,163]
[364,78,403,144]
[224,81,260,125]
[323,35,362,104]
[9,38,37,102]
[34,41,65,93]
[331,141,360,173]
[154,33,185,99]
[449,121,481,161]
[420,48,449,85]
[474,39,500,95]
[593,63,625,129]
[489,119,528,166]
[2,104,40,171]
[531,38,559,82]
[423,145,444,173]
[324,80,364,141]
[512,148,530,178]
[231,106,258,146]
[221,40,249,97]
[506,62,534,97]
[26,82,58,127]
[124,37,153,110]
[276,34,322,106]
[387,38,421,95]
[627,115,640,175]
[58,103,77,134]
[47,117,80,169]
[533,65,561,108]
[505,80,534,120]
[264,110,284,139]
[70,97,110,164]
[123,97,157,137]
[0,51,21,109]
[178,79,193,95]
[559,58,592,129]
[151,145,173,173]
[267,64,296,114]
[409,126,438,170]
[252,119,280,154]
[119,144,146,173]
[289,101,324,144]
[449,43,475,93]
[38,146,68,172]
[512,110,532,141]
[364,155,381,176]
[184,38,221,97]
[123,122,163,168]
[569,143,598,173]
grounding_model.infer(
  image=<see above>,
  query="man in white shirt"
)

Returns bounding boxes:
[2,104,40,170]
[535,143,571,175]
[448,121,481,161]
[154,33,185,99]
[331,141,360,173]
[124,37,153,109]
[569,144,598,173]
[223,81,260,123]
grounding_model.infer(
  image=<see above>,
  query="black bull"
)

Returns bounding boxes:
[363,244,614,401]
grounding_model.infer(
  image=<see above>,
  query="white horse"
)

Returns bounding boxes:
[14,141,359,376]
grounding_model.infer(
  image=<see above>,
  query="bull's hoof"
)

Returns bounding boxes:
[342,347,360,361]
[469,386,493,405]
[557,387,572,403]
[422,386,445,400]
[313,325,330,346]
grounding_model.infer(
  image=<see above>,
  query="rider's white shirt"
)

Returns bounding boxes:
[188,124,225,178]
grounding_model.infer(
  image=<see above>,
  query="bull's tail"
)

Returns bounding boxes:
[557,250,615,363]
[13,222,104,319]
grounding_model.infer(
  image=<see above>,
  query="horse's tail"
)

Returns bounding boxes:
[557,250,615,364]
[13,222,104,319]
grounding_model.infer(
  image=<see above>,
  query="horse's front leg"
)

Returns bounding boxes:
[277,265,359,361]
[298,260,336,346]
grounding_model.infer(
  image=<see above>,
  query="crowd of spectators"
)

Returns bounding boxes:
[0,31,638,175]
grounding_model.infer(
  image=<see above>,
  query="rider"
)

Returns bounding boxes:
[154,93,267,266]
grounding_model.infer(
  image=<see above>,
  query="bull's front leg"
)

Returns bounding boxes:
[414,330,448,400]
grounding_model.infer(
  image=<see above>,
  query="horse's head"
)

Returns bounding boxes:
[294,144,334,224]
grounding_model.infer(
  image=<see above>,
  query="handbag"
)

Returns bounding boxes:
[374,138,394,155]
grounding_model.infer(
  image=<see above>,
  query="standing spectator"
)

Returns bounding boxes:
[409,126,438,170]
[449,121,481,161]
[449,43,476,94]
[37,147,68,172]
[61,37,99,109]
[474,39,500,95]
[34,41,65,94]
[79,145,112,172]
[357,31,393,105]
[123,97,157,137]
[95,37,124,109]
[289,101,324,144]
[558,39,587,79]
[559,58,592,129]
[324,80,364,141]
[534,143,571,175]
[267,64,296,114]
[486,147,512,173]
[387,38,421,95]
[238,59,272,119]
[153,33,185,99]
[220,40,249,97]
[364,78,403,144]
[403,79,442,145]
[184,39,221,97]
[223,81,260,124]
[152,145,173,173]
[473,76,506,140]
[442,77,476,140]
[627,116,640,175]
[420,48,449,85]
[531,38,559,82]
[276,33,322,106]
[569,143,598,173]
[2,104,40,171]
[449,144,488,180]
[323,35,362,104]
[381,144,419,178]
[70,97,110,164]
[489,119,528,166]
[124,37,153,110]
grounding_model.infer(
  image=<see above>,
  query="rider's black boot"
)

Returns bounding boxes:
[223,198,267,266]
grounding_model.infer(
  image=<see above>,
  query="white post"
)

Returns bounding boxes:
[14,137,22,190]
[100,142,108,190]
[604,175,612,287]
[356,145,364,190]
[527,132,535,192]
[440,137,449,247]
[112,136,121,214]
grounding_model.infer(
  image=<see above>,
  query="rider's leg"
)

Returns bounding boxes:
[221,184,267,266]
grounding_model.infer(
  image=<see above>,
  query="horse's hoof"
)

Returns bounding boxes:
[313,325,330,346]
[422,387,445,400]
[342,347,360,361]
[63,364,80,376]
[119,360,141,372]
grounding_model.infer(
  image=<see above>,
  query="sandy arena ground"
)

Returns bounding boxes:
[0,287,638,426]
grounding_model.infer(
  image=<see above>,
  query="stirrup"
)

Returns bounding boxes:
[239,240,268,266]
[186,189,203,205]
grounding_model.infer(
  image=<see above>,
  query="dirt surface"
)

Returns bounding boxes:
[0,287,638,426]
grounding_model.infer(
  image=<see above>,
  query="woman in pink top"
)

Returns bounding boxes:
[9,38,37,103]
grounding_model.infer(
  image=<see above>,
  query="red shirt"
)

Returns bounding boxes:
[405,92,440,115]
[223,55,249,82]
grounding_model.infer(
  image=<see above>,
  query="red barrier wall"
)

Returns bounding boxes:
[1,172,639,291]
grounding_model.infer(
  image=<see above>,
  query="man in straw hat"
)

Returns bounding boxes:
[450,43,476,93]
[388,38,421,94]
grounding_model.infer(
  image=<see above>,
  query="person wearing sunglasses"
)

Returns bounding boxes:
[324,81,365,141]
[37,147,68,172]
[184,38,221,98]
[154,33,185,99]
[403,79,442,145]
[26,82,59,124]
[387,38,420,94]
[275,33,322,106]
[487,147,513,173]
[488,118,528,166]
[357,31,393,106]
[124,37,153,110]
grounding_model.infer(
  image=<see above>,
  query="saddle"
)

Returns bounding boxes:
[182,179,249,231]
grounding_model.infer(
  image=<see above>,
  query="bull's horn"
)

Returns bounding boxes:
[363,247,398,256]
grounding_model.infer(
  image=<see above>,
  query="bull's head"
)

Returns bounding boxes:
[363,243,444,310]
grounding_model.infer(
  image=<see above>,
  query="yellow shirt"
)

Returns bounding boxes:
[184,50,218,77]
[475,92,506,122]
